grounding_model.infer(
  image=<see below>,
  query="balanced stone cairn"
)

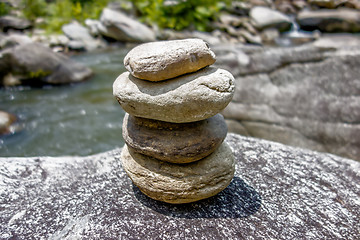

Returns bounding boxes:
[113,39,236,204]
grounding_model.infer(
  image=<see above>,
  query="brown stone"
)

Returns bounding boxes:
[120,142,235,204]
[122,113,228,163]
[123,39,216,81]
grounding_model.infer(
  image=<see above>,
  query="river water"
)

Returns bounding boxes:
[0,48,129,157]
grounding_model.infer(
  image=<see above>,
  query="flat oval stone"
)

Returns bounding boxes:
[124,39,216,81]
[122,113,228,163]
[113,67,235,123]
[121,141,235,204]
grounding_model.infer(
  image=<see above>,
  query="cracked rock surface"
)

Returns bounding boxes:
[113,67,235,123]
[1,134,359,239]
[216,36,360,161]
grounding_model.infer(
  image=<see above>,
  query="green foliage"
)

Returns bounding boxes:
[21,0,47,22]
[130,0,229,31]
[0,2,11,16]
[28,69,50,78]
[13,0,230,33]
[43,0,110,33]
[14,0,110,33]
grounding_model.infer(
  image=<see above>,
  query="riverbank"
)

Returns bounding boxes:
[1,0,360,53]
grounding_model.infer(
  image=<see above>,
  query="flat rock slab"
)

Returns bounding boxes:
[1,134,359,239]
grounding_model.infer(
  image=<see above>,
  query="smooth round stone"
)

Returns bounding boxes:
[113,67,235,123]
[123,39,216,81]
[122,113,228,164]
[120,141,235,204]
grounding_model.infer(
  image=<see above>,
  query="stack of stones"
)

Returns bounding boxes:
[113,39,236,204]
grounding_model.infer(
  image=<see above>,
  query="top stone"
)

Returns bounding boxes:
[124,39,216,81]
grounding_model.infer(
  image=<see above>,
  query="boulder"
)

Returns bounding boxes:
[297,9,360,32]
[249,6,292,32]
[0,33,33,49]
[215,39,360,161]
[123,113,228,163]
[121,142,235,204]
[0,15,31,32]
[99,8,156,43]
[62,22,101,51]
[0,43,93,86]
[124,39,216,81]
[85,19,101,36]
[0,134,359,239]
[113,67,235,123]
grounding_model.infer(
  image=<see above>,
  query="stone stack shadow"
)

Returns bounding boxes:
[113,39,236,204]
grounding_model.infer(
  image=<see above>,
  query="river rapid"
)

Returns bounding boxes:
[0,48,129,157]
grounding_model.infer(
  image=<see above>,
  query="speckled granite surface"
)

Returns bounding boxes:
[1,134,359,239]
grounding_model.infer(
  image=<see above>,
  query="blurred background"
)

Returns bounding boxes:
[0,0,359,160]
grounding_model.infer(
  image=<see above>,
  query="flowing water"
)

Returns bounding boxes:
[0,47,129,157]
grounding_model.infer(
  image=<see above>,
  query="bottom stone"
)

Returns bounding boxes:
[120,142,235,204]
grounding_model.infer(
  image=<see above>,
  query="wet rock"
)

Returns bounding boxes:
[216,41,360,161]
[124,39,216,81]
[0,15,31,32]
[99,8,156,43]
[0,43,93,86]
[113,67,235,123]
[0,134,359,239]
[250,6,292,32]
[121,141,235,204]
[62,22,101,51]
[123,113,228,163]
[297,8,360,32]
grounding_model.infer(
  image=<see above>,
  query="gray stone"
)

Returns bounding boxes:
[0,33,32,49]
[99,8,156,43]
[123,113,228,163]
[67,40,86,51]
[312,34,360,50]
[48,34,69,47]
[297,9,360,33]
[0,43,93,86]
[62,22,100,51]
[113,67,235,123]
[215,41,360,161]
[1,134,359,239]
[121,141,235,204]
[0,15,31,32]
[84,19,101,36]
[249,6,292,32]
[215,44,327,78]
[124,39,216,81]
